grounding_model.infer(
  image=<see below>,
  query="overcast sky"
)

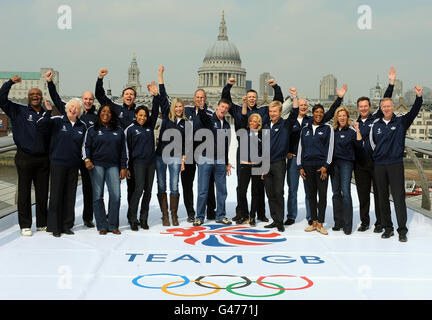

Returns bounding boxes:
[1,0,431,101]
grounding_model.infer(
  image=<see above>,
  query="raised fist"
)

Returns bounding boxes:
[99,68,108,79]
[228,77,236,85]
[242,95,248,105]
[289,87,298,97]
[44,99,53,111]
[353,121,360,131]
[158,65,165,74]
[414,85,423,97]
[45,70,53,82]
[267,78,276,87]
[11,75,21,83]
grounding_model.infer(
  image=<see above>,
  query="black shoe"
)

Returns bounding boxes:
[187,214,195,223]
[83,220,95,228]
[130,222,139,231]
[399,234,408,242]
[284,219,295,226]
[258,216,269,222]
[53,232,61,238]
[277,225,285,232]
[236,218,249,225]
[140,220,149,230]
[332,226,342,231]
[308,220,313,226]
[63,229,74,235]
[264,222,277,229]
[344,230,352,235]
[249,218,256,227]
[381,230,394,239]
[357,224,369,232]
[373,225,383,233]
[232,214,241,222]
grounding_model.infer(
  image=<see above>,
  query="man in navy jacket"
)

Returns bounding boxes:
[369,85,423,242]
[0,76,50,236]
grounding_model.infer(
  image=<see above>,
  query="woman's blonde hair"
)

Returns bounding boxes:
[333,106,352,130]
[248,113,262,131]
[169,98,188,122]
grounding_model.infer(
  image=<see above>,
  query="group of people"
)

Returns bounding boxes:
[0,66,423,242]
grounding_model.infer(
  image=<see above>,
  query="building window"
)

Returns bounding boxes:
[412,129,417,134]
[420,129,425,134]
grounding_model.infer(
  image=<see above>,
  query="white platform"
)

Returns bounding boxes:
[1,171,432,300]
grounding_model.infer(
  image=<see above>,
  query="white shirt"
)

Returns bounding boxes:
[312,124,319,135]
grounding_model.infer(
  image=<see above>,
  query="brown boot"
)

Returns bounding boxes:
[170,194,180,226]
[157,193,170,226]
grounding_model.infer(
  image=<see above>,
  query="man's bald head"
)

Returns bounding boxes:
[81,91,94,111]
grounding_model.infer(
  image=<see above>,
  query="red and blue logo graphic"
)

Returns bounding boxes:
[161,225,286,247]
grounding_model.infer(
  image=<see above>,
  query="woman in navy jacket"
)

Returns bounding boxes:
[83,105,127,235]
[329,106,363,235]
[124,87,159,231]
[298,105,335,235]
[36,98,86,237]
[155,66,187,227]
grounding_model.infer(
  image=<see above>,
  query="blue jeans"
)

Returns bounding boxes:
[156,156,181,195]
[196,157,227,221]
[89,165,121,231]
[329,160,354,232]
[286,156,311,221]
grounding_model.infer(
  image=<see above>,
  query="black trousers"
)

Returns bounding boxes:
[238,164,263,219]
[181,162,215,217]
[304,165,329,224]
[354,160,381,227]
[47,164,79,233]
[14,149,49,229]
[128,162,156,223]
[264,160,286,226]
[126,162,135,220]
[374,162,408,235]
[79,160,93,223]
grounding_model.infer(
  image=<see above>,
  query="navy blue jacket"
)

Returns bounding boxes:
[95,78,136,129]
[288,97,343,155]
[36,111,87,167]
[125,95,159,167]
[0,79,49,155]
[198,108,231,164]
[222,83,284,129]
[83,125,127,169]
[297,122,334,169]
[47,81,98,127]
[155,84,188,158]
[262,107,298,163]
[369,96,423,166]
[356,84,394,162]
[333,126,363,162]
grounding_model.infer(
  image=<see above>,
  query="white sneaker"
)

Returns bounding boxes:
[21,228,32,236]
[36,227,47,232]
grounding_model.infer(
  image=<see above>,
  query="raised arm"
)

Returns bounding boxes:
[322,84,347,123]
[157,66,171,118]
[224,78,240,118]
[268,79,284,103]
[0,76,22,118]
[95,68,117,108]
[147,82,160,129]
[46,70,66,115]
[402,86,423,128]
[286,88,299,124]
[35,99,54,135]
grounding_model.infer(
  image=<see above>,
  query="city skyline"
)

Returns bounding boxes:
[1,0,431,100]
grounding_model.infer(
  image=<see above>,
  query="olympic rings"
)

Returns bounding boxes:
[132,273,189,289]
[132,273,314,297]
[161,280,221,297]
[256,275,314,291]
[226,281,285,298]
[195,275,252,290]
